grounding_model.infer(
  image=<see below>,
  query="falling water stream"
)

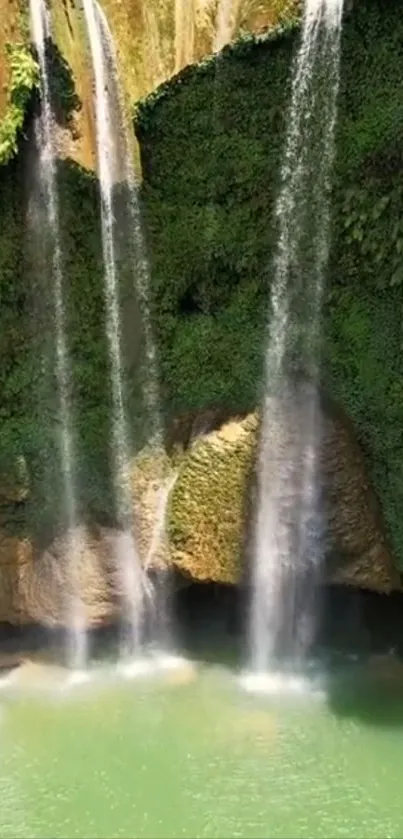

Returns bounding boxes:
[95,3,163,448]
[82,0,145,656]
[29,0,87,673]
[82,0,175,660]
[214,0,241,52]
[246,0,344,688]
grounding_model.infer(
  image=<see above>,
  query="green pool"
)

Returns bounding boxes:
[0,651,403,839]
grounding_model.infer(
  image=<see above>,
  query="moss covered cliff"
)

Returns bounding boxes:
[0,0,402,625]
[134,0,403,569]
[0,0,299,532]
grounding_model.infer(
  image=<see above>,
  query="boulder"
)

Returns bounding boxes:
[168,399,399,592]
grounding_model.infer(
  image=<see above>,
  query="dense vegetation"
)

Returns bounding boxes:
[0,154,151,541]
[0,42,38,165]
[0,0,402,577]
[134,0,403,565]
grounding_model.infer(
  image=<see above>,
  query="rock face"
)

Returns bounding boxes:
[0,0,298,170]
[0,401,399,625]
[168,403,399,592]
[101,0,299,108]
[0,448,176,626]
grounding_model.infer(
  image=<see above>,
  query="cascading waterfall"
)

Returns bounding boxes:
[83,0,175,659]
[246,0,344,686]
[174,0,195,73]
[214,0,241,52]
[82,0,144,656]
[95,6,163,450]
[100,2,178,654]
[29,0,87,672]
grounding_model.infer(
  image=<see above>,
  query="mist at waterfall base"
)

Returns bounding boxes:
[244,0,344,691]
[3,585,403,838]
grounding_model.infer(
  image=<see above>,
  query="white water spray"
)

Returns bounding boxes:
[29,0,87,672]
[94,3,164,448]
[83,0,176,657]
[82,0,145,654]
[214,0,241,52]
[248,0,344,680]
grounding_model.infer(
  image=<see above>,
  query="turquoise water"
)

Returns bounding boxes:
[1,655,403,838]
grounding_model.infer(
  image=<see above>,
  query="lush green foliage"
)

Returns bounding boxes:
[0,156,151,540]
[0,42,38,165]
[1,0,403,567]
[134,0,403,565]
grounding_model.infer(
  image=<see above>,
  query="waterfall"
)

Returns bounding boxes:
[29,0,87,672]
[174,0,195,73]
[96,8,163,449]
[214,0,241,52]
[82,0,173,658]
[95,6,177,654]
[247,0,344,684]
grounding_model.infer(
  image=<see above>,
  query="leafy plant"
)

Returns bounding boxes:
[0,42,39,165]
[341,184,403,287]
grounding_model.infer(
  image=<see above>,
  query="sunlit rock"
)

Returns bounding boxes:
[168,404,400,593]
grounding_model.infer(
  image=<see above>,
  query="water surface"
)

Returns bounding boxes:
[0,655,402,838]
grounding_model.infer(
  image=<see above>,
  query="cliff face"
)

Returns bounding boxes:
[0,0,298,170]
[0,0,401,626]
[135,0,403,570]
[101,0,299,107]
[0,406,397,628]
[0,0,38,165]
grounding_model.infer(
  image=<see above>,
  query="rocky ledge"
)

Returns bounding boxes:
[0,396,399,626]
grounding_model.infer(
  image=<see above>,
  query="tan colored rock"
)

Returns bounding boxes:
[101,0,299,107]
[0,0,24,123]
[0,531,33,623]
[131,446,176,567]
[18,525,117,627]
[169,413,257,584]
[168,403,399,592]
[0,449,177,626]
[322,403,397,593]
[0,400,397,627]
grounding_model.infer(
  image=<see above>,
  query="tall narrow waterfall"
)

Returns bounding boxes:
[82,0,144,655]
[214,0,241,52]
[95,1,176,655]
[247,0,344,685]
[29,0,87,671]
[82,0,172,658]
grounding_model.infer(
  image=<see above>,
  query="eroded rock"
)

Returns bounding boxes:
[168,400,399,592]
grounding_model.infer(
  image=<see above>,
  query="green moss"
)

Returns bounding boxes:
[134,0,403,566]
[0,154,153,541]
[169,415,258,582]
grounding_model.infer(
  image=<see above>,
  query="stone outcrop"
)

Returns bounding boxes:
[168,401,399,592]
[100,0,299,108]
[0,447,176,626]
[0,402,399,626]
[0,0,298,170]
